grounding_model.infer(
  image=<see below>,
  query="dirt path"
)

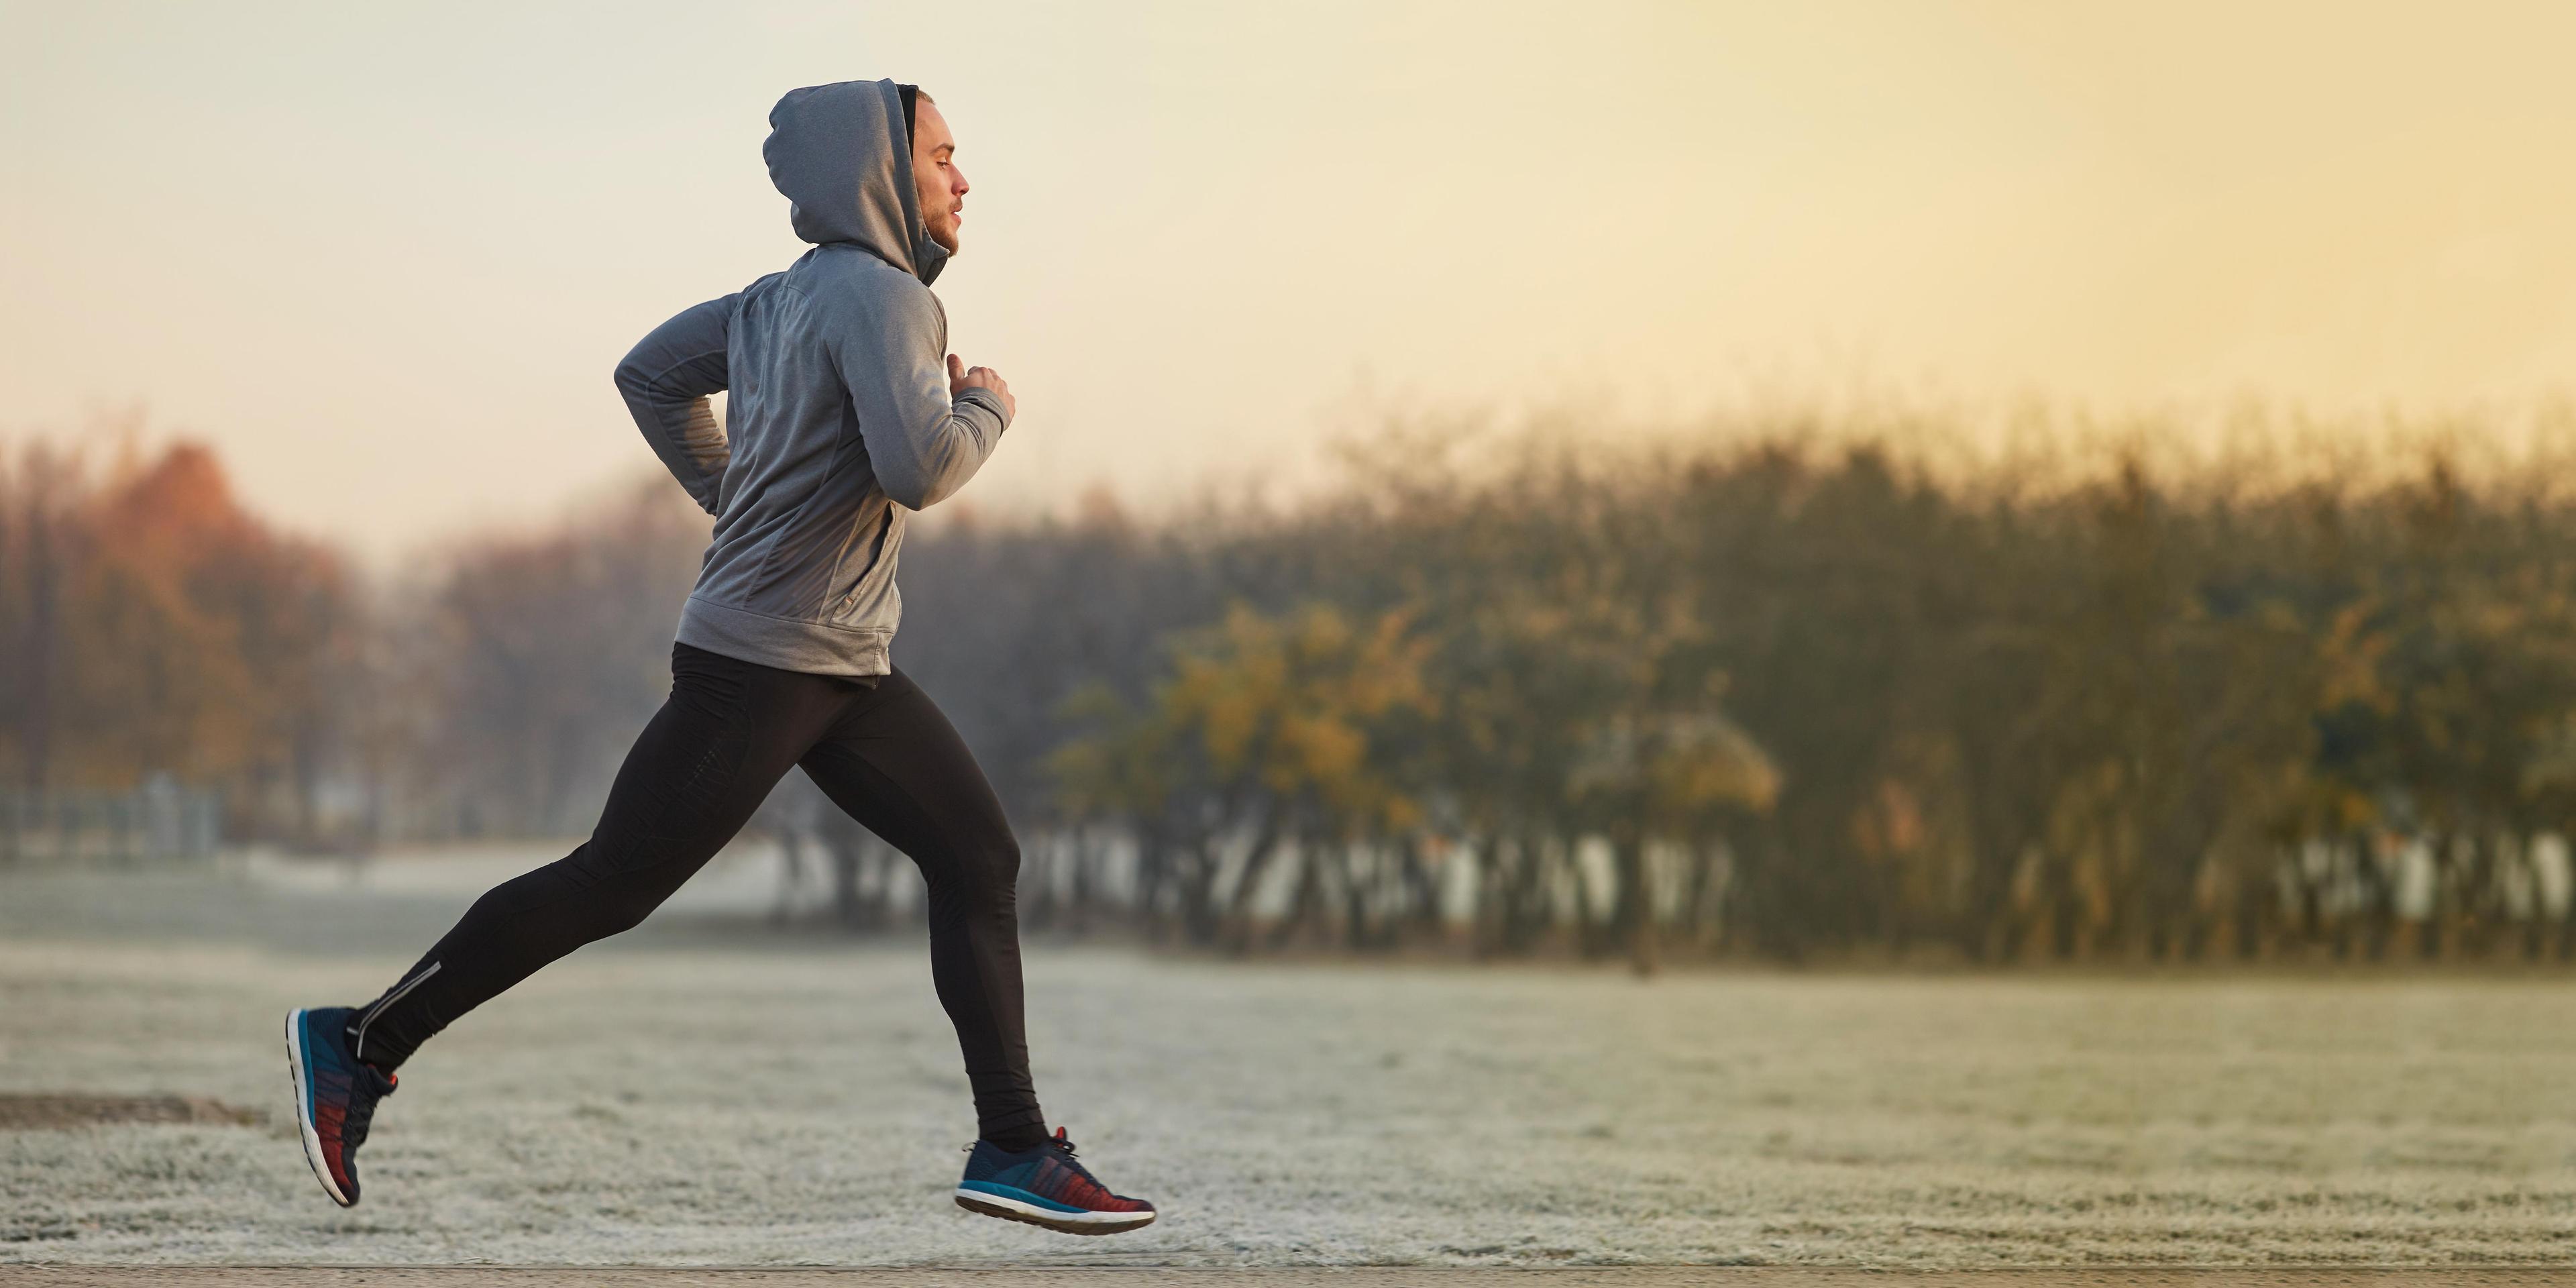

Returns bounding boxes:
[3,1270,2571,1287]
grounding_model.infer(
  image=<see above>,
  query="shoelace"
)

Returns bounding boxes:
[353,1065,397,1126]
[961,1130,1080,1158]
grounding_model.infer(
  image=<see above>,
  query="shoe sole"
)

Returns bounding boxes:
[283,1010,356,1208]
[955,1188,1157,1235]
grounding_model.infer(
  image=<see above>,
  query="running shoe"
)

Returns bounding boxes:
[955,1126,1157,1234]
[283,1006,398,1208]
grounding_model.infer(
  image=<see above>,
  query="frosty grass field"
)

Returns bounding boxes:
[2,847,2573,1268]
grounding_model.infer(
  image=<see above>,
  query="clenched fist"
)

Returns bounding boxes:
[947,354,1016,422]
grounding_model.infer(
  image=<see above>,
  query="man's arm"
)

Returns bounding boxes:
[823,287,1012,511]
[613,294,739,516]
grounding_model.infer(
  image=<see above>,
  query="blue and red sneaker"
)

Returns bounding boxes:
[955,1126,1157,1234]
[283,1006,397,1207]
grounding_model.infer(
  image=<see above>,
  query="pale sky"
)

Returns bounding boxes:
[6,1,2576,562]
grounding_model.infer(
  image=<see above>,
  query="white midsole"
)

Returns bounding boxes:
[955,1186,1156,1227]
[284,1010,352,1206]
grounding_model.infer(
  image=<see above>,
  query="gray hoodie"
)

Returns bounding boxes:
[613,78,1012,677]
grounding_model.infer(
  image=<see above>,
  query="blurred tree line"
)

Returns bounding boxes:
[13,411,2576,965]
[0,439,359,840]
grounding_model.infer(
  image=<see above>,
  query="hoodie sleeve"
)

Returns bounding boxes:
[614,294,739,517]
[820,284,1012,511]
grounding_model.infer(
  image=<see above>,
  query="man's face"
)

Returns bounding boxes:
[912,98,967,254]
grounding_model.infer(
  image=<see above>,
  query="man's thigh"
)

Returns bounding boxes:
[796,668,1018,879]
[576,645,848,885]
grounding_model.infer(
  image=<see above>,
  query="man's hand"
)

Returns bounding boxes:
[947,354,1016,422]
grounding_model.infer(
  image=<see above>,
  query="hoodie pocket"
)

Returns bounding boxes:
[826,505,901,623]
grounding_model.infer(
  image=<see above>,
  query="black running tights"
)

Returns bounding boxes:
[345,641,1044,1147]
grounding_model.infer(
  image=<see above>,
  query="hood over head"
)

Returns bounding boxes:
[763,78,949,286]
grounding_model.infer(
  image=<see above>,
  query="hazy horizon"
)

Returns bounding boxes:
[9,0,2576,566]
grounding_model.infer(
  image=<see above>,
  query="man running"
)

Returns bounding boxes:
[284,78,1157,1236]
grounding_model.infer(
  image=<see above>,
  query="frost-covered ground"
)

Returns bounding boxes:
[3,857,2575,1267]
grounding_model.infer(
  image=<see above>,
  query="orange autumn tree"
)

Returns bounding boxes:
[2,438,360,841]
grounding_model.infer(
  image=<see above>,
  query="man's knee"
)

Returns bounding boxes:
[570,862,692,941]
[590,891,661,938]
[942,833,1020,910]
[984,835,1022,896]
